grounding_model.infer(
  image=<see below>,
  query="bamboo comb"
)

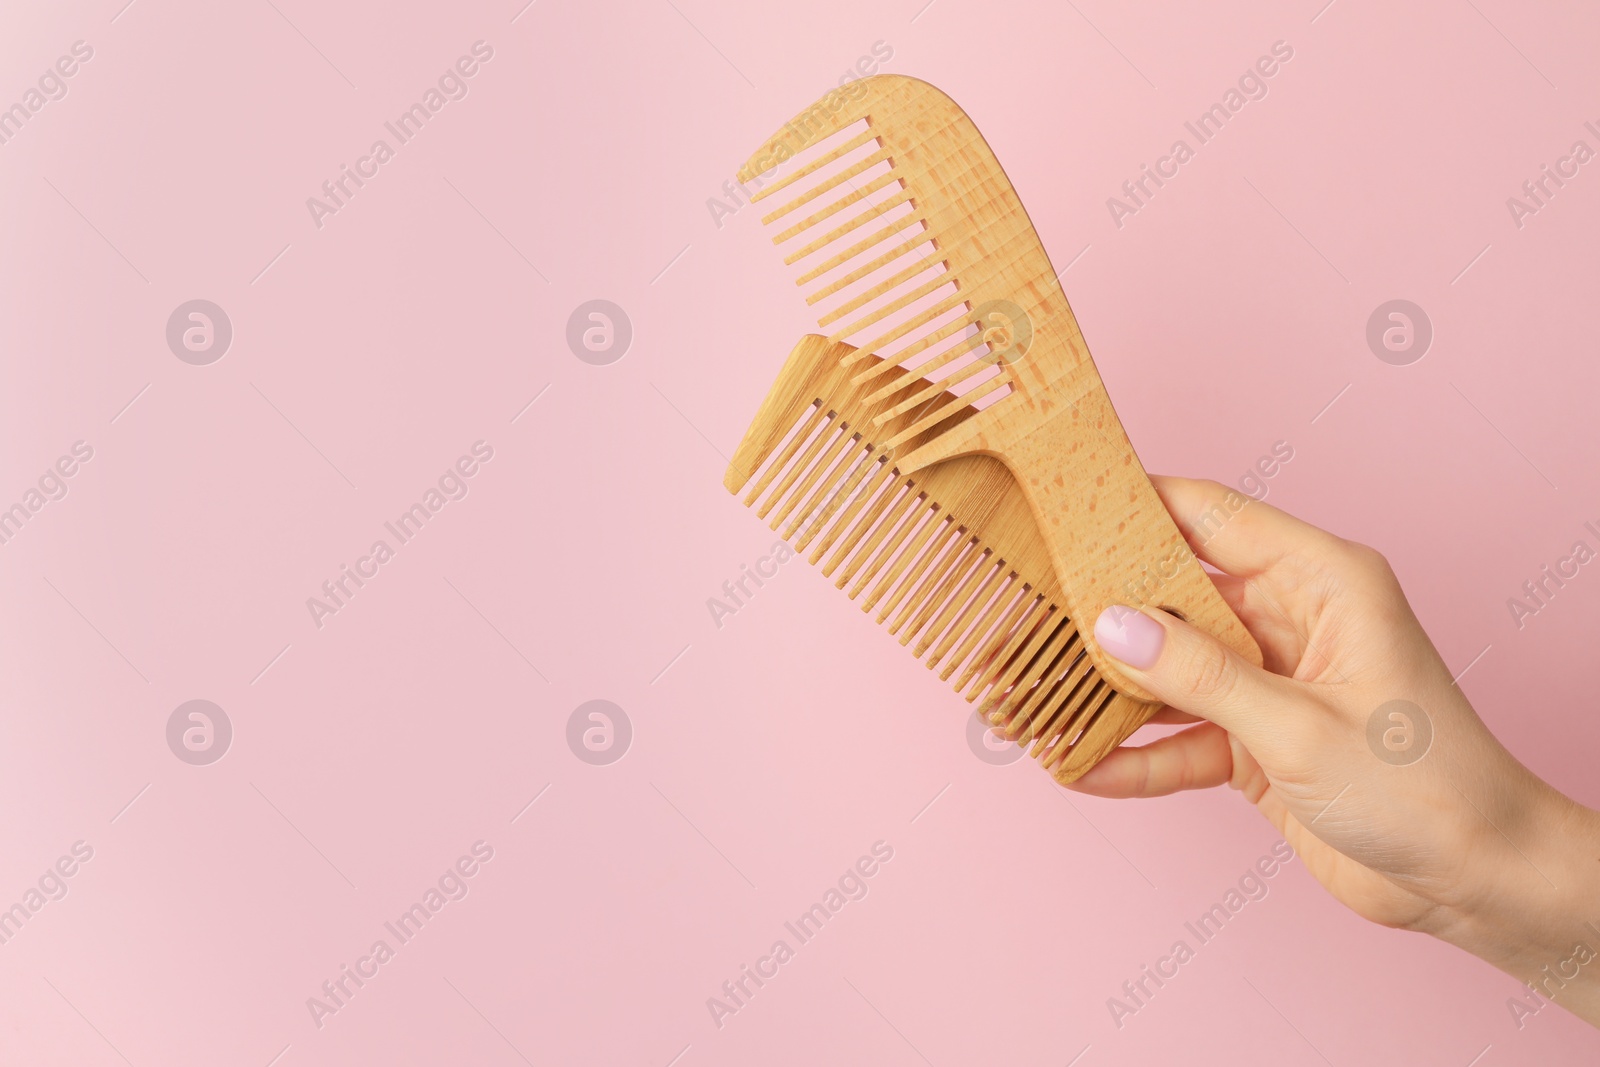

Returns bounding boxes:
[732,74,1260,720]
[726,333,1164,781]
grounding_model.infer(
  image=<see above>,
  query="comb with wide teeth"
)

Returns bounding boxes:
[725,335,1154,782]
[742,114,1025,451]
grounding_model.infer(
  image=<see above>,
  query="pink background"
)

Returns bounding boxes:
[2,0,1598,1063]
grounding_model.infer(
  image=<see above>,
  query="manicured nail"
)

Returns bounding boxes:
[1094,605,1165,670]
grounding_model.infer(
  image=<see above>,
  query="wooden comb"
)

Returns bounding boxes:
[734,74,1260,715]
[726,333,1164,782]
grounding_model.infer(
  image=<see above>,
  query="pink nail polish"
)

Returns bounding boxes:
[1093,605,1165,669]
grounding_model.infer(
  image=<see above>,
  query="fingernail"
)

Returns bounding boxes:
[1094,605,1165,670]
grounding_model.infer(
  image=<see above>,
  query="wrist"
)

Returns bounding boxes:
[1436,773,1600,1008]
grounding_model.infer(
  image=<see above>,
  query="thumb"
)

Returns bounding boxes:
[1092,604,1288,744]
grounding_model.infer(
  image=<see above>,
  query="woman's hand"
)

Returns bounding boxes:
[1073,476,1600,1022]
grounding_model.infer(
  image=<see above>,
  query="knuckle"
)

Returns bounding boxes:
[1338,540,1401,589]
[1176,639,1238,703]
[1130,755,1152,797]
[1347,540,1389,571]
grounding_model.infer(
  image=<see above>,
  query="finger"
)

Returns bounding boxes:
[1093,604,1299,745]
[1149,475,1346,579]
[1147,707,1203,725]
[1066,722,1233,798]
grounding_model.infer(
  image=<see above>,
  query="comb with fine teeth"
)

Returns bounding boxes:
[735,74,1260,718]
[726,334,1157,782]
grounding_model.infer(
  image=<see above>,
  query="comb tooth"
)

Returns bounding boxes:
[949,581,1032,687]
[748,129,878,203]
[810,459,896,566]
[860,508,951,617]
[883,375,1009,452]
[876,356,998,428]
[761,147,894,224]
[976,610,1062,718]
[930,567,1011,674]
[958,593,1046,697]
[853,291,967,357]
[918,554,1000,661]
[783,190,914,265]
[907,546,992,653]
[777,438,857,542]
[806,236,935,305]
[826,271,955,345]
[744,404,826,508]
[772,172,901,245]
[792,446,877,553]
[941,575,1022,682]
[953,585,1043,694]
[1024,643,1100,751]
[850,501,941,603]
[960,614,1049,713]
[886,533,973,634]
[1035,676,1108,767]
[892,538,981,640]
[797,440,880,547]
[871,520,964,622]
[834,486,924,591]
[848,492,946,602]
[1045,686,1119,774]
[861,328,983,404]
[868,335,989,415]
[1017,643,1093,748]
[1030,666,1102,761]
[996,625,1078,737]
[796,213,924,286]
[815,253,947,328]
[1004,620,1081,723]
[1039,643,1100,737]
[850,311,973,374]
[819,472,908,578]
[771,425,857,534]
[757,415,840,520]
